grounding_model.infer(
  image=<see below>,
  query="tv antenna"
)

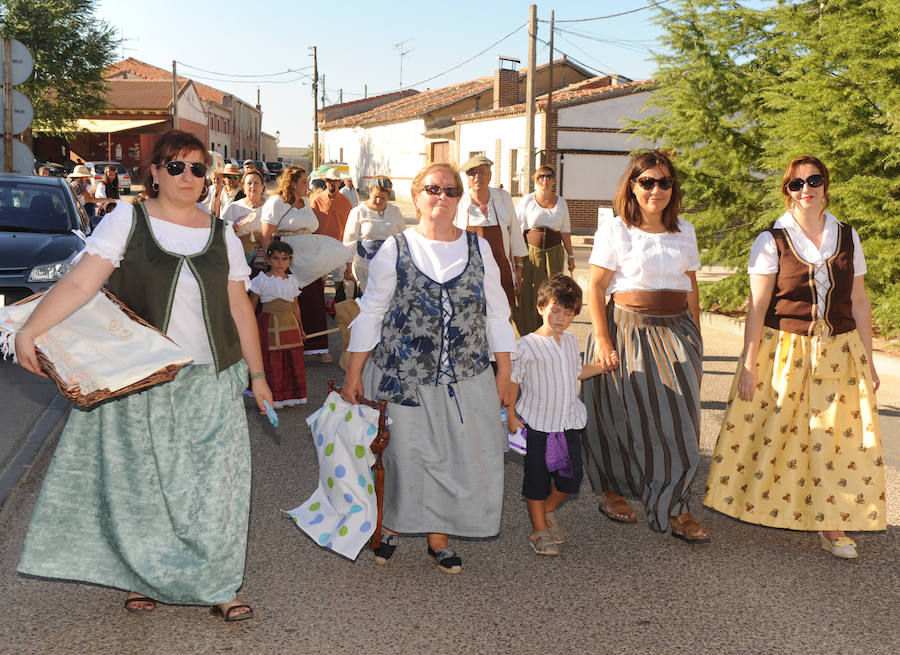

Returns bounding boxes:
[394,39,414,88]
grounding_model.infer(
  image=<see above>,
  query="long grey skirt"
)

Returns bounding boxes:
[362,363,505,537]
[582,303,703,532]
[18,361,251,605]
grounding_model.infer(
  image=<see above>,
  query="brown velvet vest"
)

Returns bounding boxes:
[763,222,856,336]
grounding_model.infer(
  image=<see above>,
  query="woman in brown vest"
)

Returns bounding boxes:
[15,130,272,619]
[705,156,885,559]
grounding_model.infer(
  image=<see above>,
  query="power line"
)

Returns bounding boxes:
[539,1,672,23]
[387,21,527,92]
[175,61,313,78]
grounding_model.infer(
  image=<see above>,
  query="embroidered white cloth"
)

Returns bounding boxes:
[286,391,385,560]
[0,291,193,394]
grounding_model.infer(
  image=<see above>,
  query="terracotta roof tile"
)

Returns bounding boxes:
[105,58,230,106]
[103,78,191,110]
[453,78,655,122]
[321,77,493,129]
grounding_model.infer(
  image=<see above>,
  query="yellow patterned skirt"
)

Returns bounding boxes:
[704,327,886,531]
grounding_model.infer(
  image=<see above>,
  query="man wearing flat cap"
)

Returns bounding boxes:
[311,167,353,242]
[455,155,527,312]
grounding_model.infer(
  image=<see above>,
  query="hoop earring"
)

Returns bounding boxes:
[151,180,159,192]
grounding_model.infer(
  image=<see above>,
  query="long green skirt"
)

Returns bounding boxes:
[513,242,566,336]
[18,361,251,605]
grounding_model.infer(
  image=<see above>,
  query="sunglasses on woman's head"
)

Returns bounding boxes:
[161,161,208,178]
[787,174,825,192]
[421,184,463,197]
[633,176,674,191]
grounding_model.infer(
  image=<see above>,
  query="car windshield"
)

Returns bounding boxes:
[0,183,72,232]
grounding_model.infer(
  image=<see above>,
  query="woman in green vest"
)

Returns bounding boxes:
[14,130,272,621]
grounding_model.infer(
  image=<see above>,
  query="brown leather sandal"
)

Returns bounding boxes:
[599,492,638,523]
[670,513,711,544]
[211,603,254,622]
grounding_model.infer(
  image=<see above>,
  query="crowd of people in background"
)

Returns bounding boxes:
[13,130,886,622]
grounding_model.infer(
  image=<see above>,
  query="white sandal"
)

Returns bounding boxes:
[818,531,858,559]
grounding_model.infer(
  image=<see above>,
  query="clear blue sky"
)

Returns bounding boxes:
[96,0,671,147]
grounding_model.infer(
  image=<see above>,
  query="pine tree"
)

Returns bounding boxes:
[632,0,900,335]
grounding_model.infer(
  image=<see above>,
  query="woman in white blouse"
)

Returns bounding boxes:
[222,168,266,264]
[342,176,405,291]
[15,130,271,621]
[342,163,515,574]
[704,156,885,560]
[583,150,709,542]
[513,165,576,335]
[259,166,333,361]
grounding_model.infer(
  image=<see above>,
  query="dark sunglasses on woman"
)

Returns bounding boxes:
[161,160,209,178]
[421,184,463,198]
[633,176,674,191]
[786,174,824,192]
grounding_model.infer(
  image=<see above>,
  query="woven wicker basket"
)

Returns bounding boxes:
[14,289,189,407]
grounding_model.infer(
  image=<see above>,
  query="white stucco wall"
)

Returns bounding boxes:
[323,119,427,200]
[177,86,206,124]
[557,91,656,129]
[458,114,544,195]
[558,153,628,201]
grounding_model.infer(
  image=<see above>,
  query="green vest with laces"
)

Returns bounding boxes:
[105,202,242,374]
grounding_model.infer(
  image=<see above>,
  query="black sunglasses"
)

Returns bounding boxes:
[787,174,825,192]
[161,160,208,178]
[633,176,674,191]
[421,184,463,198]
[537,173,554,180]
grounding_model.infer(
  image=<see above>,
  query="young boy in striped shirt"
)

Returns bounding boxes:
[508,274,603,556]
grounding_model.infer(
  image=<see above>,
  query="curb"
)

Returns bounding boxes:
[0,393,70,511]
[701,311,900,379]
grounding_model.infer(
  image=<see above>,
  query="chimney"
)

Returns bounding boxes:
[494,56,520,109]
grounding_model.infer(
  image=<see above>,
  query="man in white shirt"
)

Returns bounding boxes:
[339,175,359,208]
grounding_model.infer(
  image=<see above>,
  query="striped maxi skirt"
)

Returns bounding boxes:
[582,301,703,532]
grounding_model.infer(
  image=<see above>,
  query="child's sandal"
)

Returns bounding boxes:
[529,529,559,556]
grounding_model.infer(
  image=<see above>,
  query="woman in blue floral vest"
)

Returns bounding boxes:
[342,163,516,574]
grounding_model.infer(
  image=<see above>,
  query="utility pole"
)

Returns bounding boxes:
[544,10,554,169]
[310,46,319,168]
[171,60,179,129]
[525,4,537,193]
[339,88,343,103]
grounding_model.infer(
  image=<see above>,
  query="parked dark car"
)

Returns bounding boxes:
[243,160,271,182]
[266,161,286,179]
[34,162,68,177]
[0,174,91,305]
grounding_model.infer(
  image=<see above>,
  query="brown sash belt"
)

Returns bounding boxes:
[524,227,562,249]
[466,224,515,307]
[611,290,688,315]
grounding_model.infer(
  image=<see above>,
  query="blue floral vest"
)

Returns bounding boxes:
[371,231,491,406]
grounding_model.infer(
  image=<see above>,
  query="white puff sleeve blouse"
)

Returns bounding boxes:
[589,214,701,293]
[82,201,251,365]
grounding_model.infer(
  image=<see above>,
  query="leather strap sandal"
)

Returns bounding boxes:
[211,603,254,622]
[670,514,711,544]
[599,492,638,523]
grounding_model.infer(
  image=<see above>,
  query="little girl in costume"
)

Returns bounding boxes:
[248,241,307,407]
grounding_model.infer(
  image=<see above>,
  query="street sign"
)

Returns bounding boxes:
[0,89,33,133]
[0,39,33,85]
[8,137,33,173]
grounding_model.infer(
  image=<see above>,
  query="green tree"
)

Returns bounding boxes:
[632,0,900,335]
[0,0,118,135]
